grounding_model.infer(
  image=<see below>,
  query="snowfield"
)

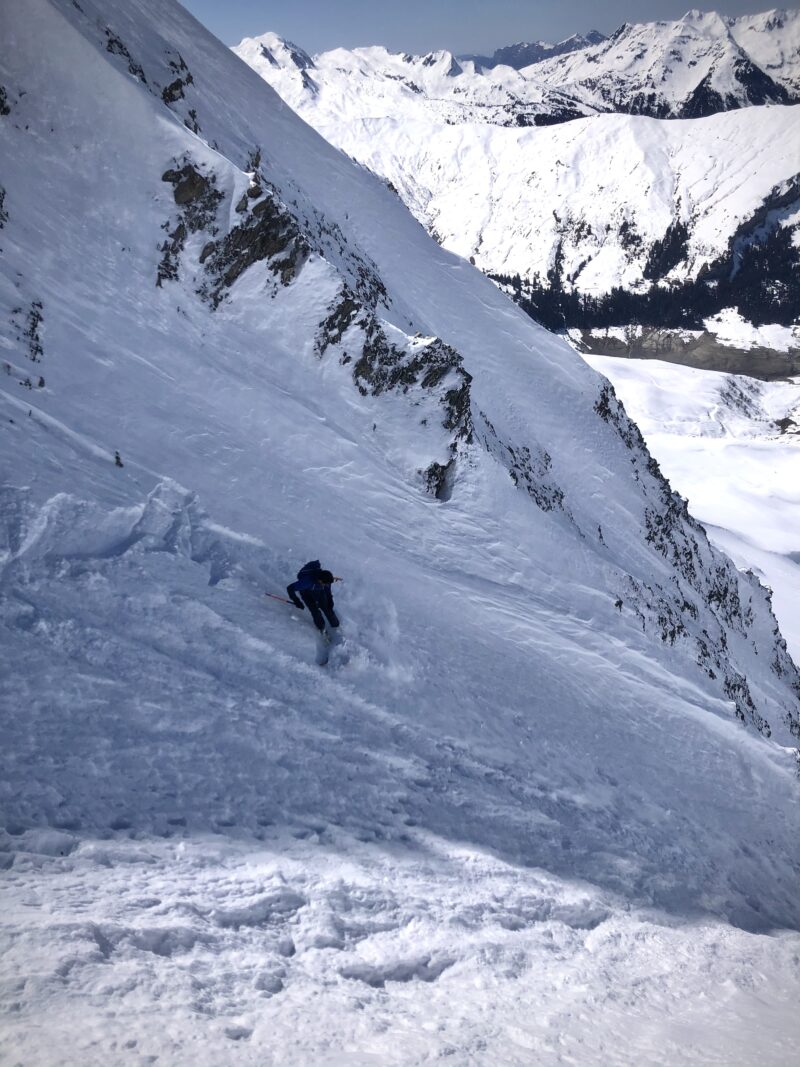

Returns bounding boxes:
[1,1,800,1065]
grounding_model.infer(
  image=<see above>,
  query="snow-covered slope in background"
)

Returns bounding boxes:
[236,19,800,343]
[731,7,800,93]
[2,1,800,1063]
[235,33,599,129]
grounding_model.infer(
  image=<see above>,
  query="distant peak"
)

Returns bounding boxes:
[420,49,463,76]
[476,30,608,71]
[244,31,315,70]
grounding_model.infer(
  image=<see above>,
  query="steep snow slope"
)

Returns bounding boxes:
[2,1,800,1063]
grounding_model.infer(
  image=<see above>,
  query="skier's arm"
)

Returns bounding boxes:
[286,581,305,609]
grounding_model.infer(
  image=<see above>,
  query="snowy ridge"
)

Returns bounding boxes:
[236,10,800,132]
[2,0,800,1061]
[234,32,600,129]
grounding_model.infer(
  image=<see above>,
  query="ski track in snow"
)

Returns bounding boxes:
[2,480,800,1065]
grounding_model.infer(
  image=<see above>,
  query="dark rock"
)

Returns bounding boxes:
[315,288,360,356]
[105,30,146,83]
[162,163,214,207]
[505,442,565,511]
[352,322,473,446]
[198,189,309,307]
[162,78,185,104]
[21,300,43,362]
[575,327,800,380]
[157,161,224,286]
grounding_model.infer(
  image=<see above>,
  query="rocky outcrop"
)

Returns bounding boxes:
[595,380,800,737]
[8,300,44,363]
[157,161,224,286]
[198,186,310,307]
[161,54,193,104]
[105,29,146,83]
[478,411,569,515]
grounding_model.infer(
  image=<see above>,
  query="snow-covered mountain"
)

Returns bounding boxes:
[532,9,799,117]
[236,33,599,129]
[461,30,607,71]
[236,24,800,349]
[731,6,800,93]
[237,10,800,131]
[2,0,800,1062]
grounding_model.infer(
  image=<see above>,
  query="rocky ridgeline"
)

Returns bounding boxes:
[595,381,800,737]
[155,155,474,498]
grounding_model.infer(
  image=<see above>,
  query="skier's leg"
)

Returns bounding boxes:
[322,606,340,629]
[301,592,326,631]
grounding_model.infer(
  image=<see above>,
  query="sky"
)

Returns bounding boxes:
[179,0,773,54]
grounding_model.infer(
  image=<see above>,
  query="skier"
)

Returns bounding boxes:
[286,560,341,635]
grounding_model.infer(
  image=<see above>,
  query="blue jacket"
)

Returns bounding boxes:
[287,561,333,611]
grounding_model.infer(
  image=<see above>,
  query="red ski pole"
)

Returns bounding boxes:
[265,592,294,605]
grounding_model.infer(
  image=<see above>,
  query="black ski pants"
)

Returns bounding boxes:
[300,589,339,632]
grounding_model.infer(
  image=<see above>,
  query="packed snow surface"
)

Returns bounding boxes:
[2,1,800,1065]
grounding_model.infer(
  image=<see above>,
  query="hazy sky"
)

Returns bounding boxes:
[179,1,771,54]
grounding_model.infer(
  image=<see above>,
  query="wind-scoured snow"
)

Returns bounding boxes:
[2,1,800,1064]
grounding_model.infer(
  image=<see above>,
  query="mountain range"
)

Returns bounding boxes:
[235,10,800,363]
[459,31,608,72]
